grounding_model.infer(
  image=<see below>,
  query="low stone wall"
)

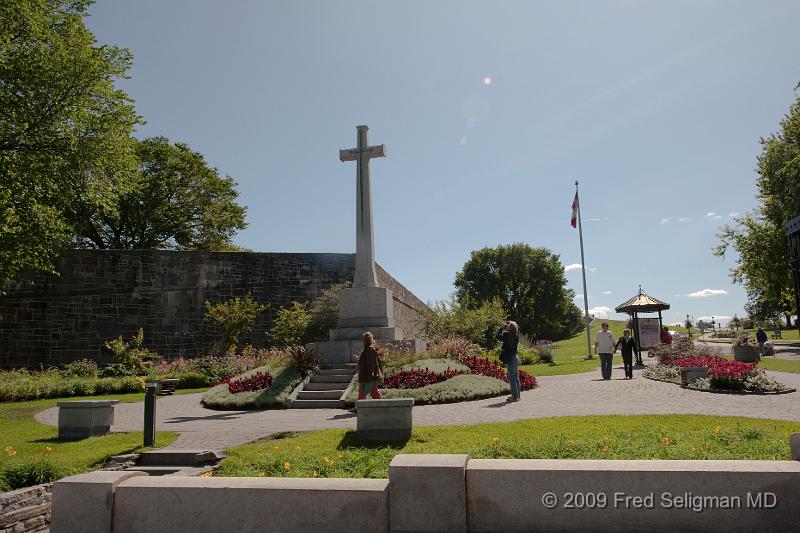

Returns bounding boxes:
[0,483,52,533]
[49,454,800,533]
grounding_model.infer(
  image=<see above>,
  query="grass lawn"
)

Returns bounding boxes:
[519,319,628,376]
[214,415,800,479]
[0,391,189,490]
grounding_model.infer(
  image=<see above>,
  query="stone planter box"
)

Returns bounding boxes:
[733,345,760,363]
[679,366,708,386]
[57,400,120,439]
[356,398,414,442]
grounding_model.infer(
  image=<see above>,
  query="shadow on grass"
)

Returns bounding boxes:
[336,431,409,451]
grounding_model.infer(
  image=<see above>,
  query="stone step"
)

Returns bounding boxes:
[137,449,225,466]
[303,382,349,391]
[310,374,355,383]
[315,367,357,376]
[291,399,343,409]
[297,390,343,400]
[124,466,210,477]
[320,363,357,370]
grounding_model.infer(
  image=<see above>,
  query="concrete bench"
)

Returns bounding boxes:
[356,398,414,441]
[57,400,120,439]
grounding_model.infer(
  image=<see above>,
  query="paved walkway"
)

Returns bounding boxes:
[35,366,800,451]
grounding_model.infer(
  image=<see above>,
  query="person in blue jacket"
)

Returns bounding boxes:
[496,320,521,402]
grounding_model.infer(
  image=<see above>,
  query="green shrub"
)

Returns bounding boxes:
[204,296,269,353]
[517,346,537,365]
[62,359,99,378]
[176,373,211,389]
[270,302,312,347]
[0,460,70,491]
[307,282,350,342]
[419,298,505,349]
[103,328,155,375]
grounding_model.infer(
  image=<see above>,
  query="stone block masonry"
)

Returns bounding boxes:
[49,455,800,533]
[0,250,429,369]
[0,483,52,533]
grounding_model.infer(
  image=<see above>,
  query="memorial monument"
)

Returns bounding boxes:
[309,125,426,363]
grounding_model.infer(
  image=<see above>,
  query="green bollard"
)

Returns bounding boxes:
[144,382,157,447]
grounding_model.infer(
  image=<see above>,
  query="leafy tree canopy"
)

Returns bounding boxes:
[75,137,247,250]
[0,0,140,287]
[454,243,584,341]
[716,88,800,325]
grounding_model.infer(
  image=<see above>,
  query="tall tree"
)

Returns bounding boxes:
[715,88,800,326]
[75,137,247,250]
[454,243,584,340]
[0,0,140,288]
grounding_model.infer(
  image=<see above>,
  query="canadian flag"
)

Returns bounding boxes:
[570,192,579,228]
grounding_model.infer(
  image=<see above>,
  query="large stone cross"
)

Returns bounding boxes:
[339,125,386,288]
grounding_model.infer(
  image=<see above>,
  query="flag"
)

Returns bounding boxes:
[570,192,578,228]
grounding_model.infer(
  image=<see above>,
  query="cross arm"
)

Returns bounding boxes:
[339,144,387,162]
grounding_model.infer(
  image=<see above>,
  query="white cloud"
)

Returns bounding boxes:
[660,217,672,225]
[673,294,681,298]
[589,306,613,318]
[697,315,732,323]
[679,217,692,223]
[574,294,584,300]
[706,212,722,219]
[602,290,613,295]
[564,264,583,272]
[584,217,609,222]
[729,211,739,218]
[589,267,597,272]
[688,288,729,298]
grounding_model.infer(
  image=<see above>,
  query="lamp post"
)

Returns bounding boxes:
[686,314,691,339]
[711,316,715,336]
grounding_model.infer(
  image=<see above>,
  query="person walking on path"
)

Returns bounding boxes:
[357,332,384,400]
[595,322,617,380]
[615,329,636,379]
[496,321,521,402]
[756,327,768,355]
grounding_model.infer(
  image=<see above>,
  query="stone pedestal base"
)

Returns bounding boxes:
[307,339,426,365]
[357,398,414,441]
[330,326,403,341]
[58,400,120,439]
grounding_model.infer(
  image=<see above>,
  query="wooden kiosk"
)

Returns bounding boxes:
[614,286,670,365]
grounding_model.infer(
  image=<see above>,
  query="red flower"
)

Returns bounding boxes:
[224,371,273,393]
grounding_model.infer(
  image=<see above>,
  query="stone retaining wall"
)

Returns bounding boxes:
[0,250,429,369]
[0,483,52,533]
[49,455,800,533]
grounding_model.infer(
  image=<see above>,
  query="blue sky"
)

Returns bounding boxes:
[86,0,799,326]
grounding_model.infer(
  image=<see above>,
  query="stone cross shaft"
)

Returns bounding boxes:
[339,125,386,288]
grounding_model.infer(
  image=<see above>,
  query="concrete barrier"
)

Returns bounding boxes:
[57,400,119,439]
[356,398,413,441]
[467,459,800,533]
[49,454,800,533]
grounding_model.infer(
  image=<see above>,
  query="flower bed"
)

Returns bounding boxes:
[219,371,274,393]
[643,353,790,393]
[383,356,537,392]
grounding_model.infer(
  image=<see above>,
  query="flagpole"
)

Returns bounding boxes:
[576,179,593,359]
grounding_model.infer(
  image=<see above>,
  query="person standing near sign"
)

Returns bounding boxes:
[594,322,617,380]
[615,329,636,379]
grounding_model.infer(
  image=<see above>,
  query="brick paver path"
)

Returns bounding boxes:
[36,365,800,451]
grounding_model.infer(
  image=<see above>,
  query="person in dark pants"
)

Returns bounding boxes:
[615,329,636,379]
[756,327,768,355]
[594,322,616,380]
[496,321,521,402]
